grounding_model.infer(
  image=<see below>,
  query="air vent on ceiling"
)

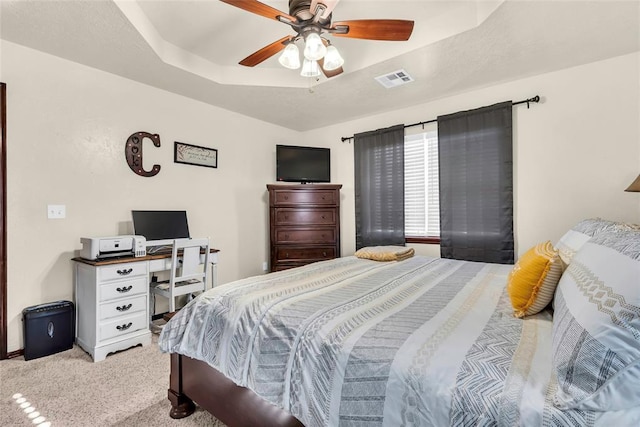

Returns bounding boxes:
[375,69,414,89]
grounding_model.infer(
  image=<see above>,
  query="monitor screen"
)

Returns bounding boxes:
[131,210,190,244]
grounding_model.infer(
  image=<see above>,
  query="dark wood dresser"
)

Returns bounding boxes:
[267,184,342,272]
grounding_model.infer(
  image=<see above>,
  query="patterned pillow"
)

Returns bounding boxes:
[507,241,563,318]
[552,228,640,411]
[555,218,634,267]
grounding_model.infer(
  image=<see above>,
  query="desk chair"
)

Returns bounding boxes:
[150,237,210,314]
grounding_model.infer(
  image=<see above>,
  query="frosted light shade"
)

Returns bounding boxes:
[303,33,327,61]
[278,43,301,69]
[300,59,321,77]
[322,45,344,71]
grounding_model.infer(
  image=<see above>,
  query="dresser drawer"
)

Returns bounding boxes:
[271,189,338,206]
[273,263,307,272]
[275,246,336,262]
[99,262,147,282]
[100,277,147,302]
[100,294,146,321]
[99,312,147,341]
[274,228,337,244]
[273,208,336,226]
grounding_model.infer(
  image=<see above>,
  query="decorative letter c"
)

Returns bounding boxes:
[125,132,161,177]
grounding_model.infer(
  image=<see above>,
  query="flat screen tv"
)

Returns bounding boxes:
[276,144,330,183]
[131,210,190,247]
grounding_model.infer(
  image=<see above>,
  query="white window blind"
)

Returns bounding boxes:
[404,131,440,237]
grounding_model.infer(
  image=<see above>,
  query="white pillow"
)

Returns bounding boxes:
[552,228,640,411]
[555,218,635,266]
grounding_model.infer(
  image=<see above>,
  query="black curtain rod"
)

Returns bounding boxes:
[341,95,540,143]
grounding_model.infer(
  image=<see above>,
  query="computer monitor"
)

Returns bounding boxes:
[131,210,190,247]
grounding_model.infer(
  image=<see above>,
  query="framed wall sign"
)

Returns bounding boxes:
[174,141,217,169]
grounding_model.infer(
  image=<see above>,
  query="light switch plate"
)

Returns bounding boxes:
[47,204,66,219]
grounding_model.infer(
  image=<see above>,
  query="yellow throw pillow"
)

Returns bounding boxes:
[507,241,563,318]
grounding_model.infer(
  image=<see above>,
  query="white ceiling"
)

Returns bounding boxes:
[1,0,639,131]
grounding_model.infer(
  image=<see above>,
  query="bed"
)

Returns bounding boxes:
[158,219,640,426]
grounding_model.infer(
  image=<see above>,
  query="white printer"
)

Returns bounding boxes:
[80,235,146,260]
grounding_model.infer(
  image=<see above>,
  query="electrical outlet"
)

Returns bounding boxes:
[47,204,66,219]
[262,262,268,271]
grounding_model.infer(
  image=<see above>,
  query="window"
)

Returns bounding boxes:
[404,130,439,241]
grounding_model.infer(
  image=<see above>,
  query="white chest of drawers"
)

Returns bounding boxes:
[74,259,152,362]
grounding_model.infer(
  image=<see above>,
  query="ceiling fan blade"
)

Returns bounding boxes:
[239,36,293,67]
[310,0,340,20]
[318,59,343,78]
[330,19,415,41]
[219,0,298,24]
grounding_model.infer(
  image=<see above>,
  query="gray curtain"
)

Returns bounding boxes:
[354,124,405,250]
[438,101,514,264]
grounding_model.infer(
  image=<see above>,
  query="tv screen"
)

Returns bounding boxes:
[131,210,190,243]
[276,145,330,183]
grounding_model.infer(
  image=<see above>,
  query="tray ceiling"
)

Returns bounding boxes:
[1,0,638,131]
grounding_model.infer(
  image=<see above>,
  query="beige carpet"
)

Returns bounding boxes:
[0,332,226,426]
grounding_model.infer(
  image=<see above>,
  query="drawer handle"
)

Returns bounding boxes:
[285,253,289,258]
[284,195,289,200]
[322,252,327,257]
[284,234,289,240]
[321,215,326,219]
[116,285,133,293]
[116,268,133,276]
[116,304,133,312]
[116,322,133,331]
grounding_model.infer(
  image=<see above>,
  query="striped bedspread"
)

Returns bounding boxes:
[158,256,639,426]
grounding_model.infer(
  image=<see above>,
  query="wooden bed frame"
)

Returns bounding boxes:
[168,353,305,427]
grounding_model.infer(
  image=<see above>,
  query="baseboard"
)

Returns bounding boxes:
[6,348,23,359]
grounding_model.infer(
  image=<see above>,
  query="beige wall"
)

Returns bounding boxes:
[2,40,639,352]
[2,41,303,351]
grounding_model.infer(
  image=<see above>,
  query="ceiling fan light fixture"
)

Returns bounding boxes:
[303,32,327,61]
[300,59,321,77]
[221,0,414,80]
[322,45,344,71]
[278,43,301,69]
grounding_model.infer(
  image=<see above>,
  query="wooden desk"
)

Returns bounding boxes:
[72,249,219,361]
[72,248,220,288]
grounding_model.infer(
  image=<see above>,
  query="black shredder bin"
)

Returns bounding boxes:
[22,300,75,360]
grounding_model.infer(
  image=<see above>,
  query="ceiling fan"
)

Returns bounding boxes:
[219,0,415,78]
